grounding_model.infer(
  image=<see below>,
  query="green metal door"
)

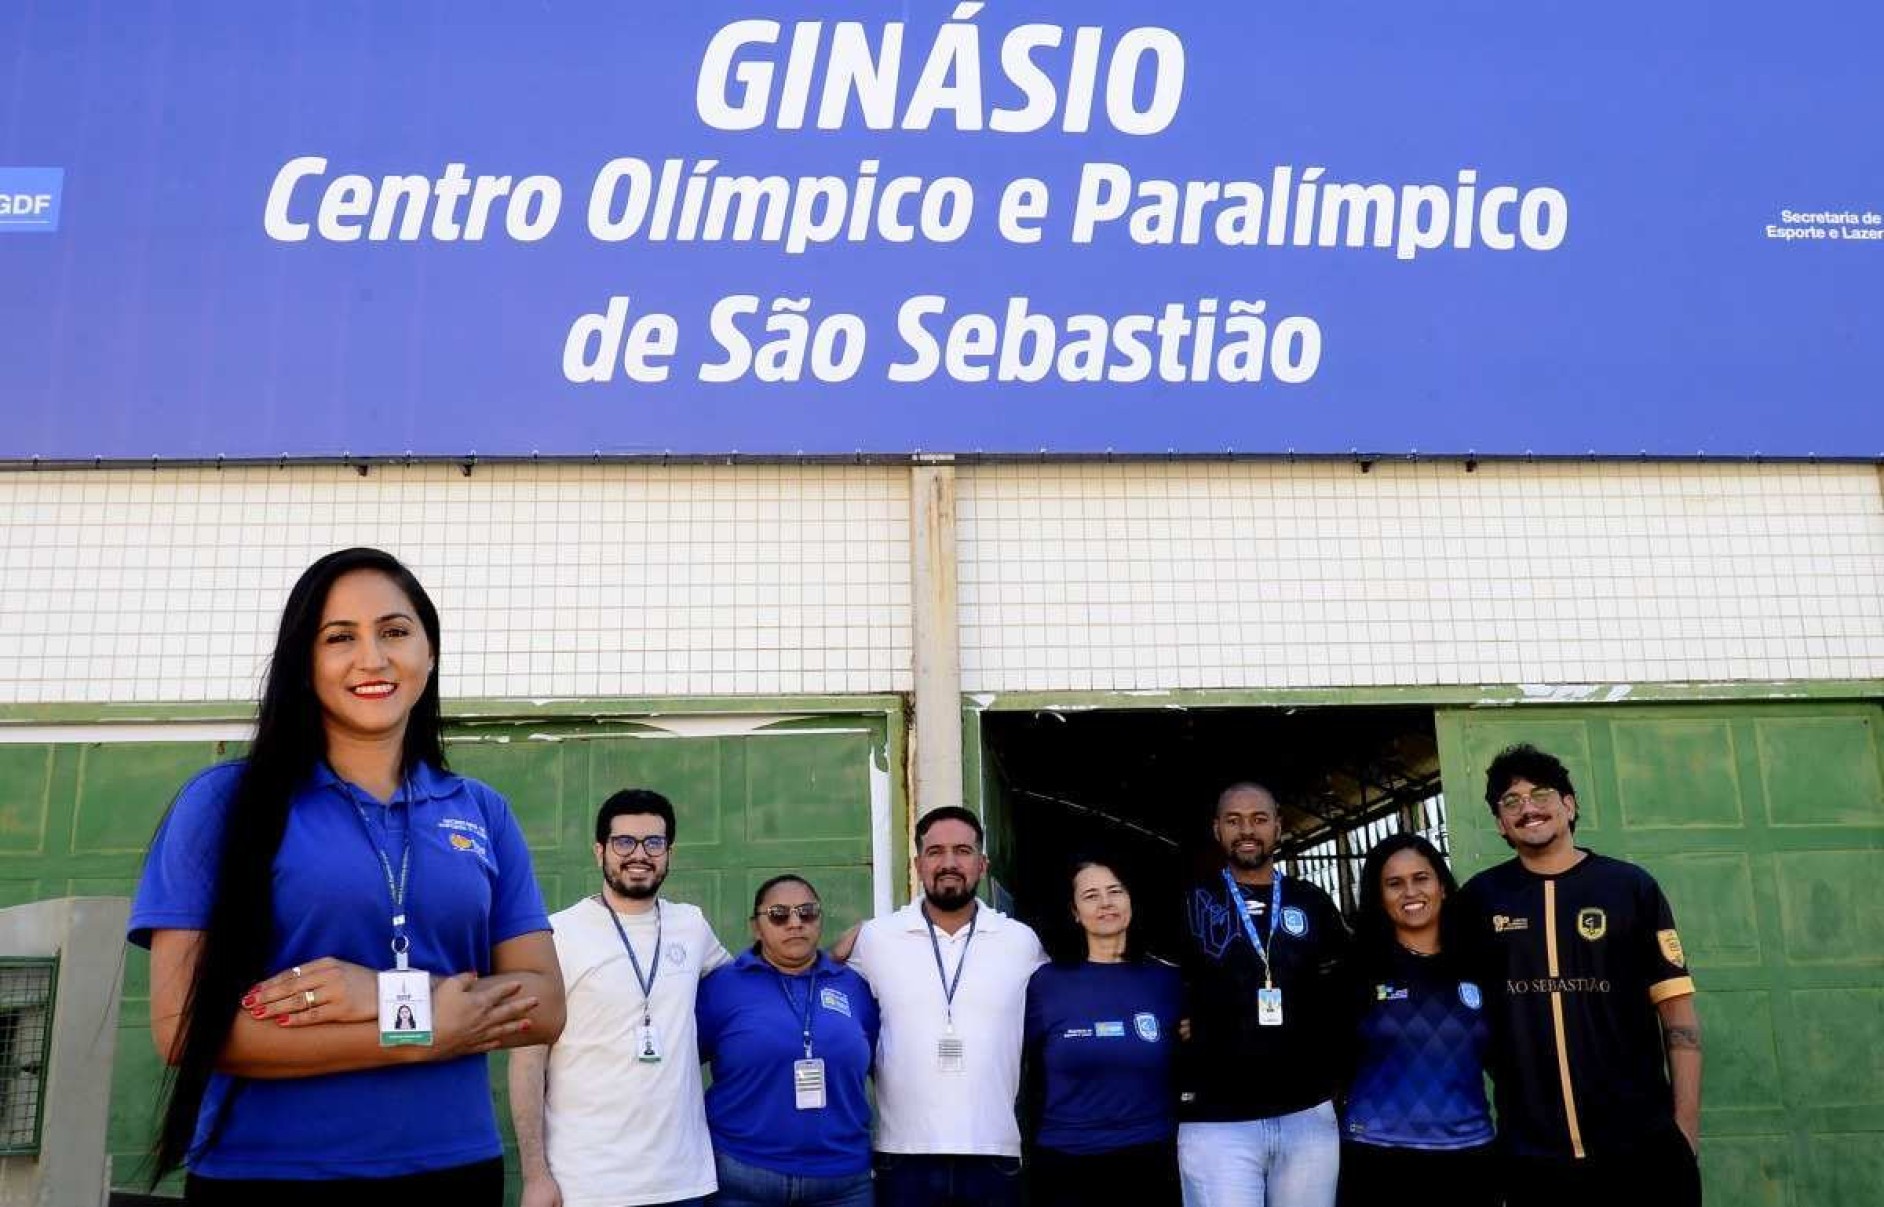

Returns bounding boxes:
[1438,702,1884,1207]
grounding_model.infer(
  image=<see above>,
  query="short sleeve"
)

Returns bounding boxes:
[700,918,734,974]
[846,919,879,985]
[850,968,881,1054]
[694,967,729,1063]
[1639,873,1695,1004]
[478,784,551,945]
[127,764,242,949]
[1023,964,1050,1049]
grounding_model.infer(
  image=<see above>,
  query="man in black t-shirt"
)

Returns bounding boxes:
[1177,782,1351,1207]
[1457,744,1704,1207]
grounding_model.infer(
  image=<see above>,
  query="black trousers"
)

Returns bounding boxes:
[1503,1125,1701,1207]
[184,1156,505,1206]
[1030,1140,1181,1207]
[1337,1141,1500,1207]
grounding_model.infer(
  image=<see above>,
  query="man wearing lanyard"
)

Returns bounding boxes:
[1177,782,1352,1207]
[845,805,1047,1207]
[510,789,733,1207]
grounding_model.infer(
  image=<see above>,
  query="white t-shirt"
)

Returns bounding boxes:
[544,897,732,1207]
[850,899,1047,1157]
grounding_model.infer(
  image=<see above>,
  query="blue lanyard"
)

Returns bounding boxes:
[776,966,821,1059]
[343,776,414,970]
[599,897,663,1027]
[921,904,977,1031]
[1221,868,1285,988]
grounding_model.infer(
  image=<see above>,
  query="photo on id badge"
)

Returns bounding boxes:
[379,969,434,1046]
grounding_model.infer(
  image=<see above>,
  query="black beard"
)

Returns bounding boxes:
[1226,846,1272,870]
[606,865,665,900]
[926,882,979,911]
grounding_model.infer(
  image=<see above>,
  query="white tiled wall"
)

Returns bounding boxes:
[3,460,1881,707]
[956,461,1884,692]
[0,464,913,703]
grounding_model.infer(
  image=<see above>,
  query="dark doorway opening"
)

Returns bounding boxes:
[980,705,1450,959]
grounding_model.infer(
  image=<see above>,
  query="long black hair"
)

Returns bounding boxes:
[151,548,446,1180]
[1354,833,1461,969]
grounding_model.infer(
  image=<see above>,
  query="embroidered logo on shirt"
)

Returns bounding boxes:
[1375,983,1409,1002]
[1095,1020,1126,1038]
[446,832,489,859]
[1134,1012,1160,1042]
[1492,914,1530,933]
[437,817,490,840]
[1458,982,1483,1010]
[664,943,690,969]
[1280,906,1308,937]
[819,987,852,1017]
[1063,1027,1095,1039]
[1577,908,1608,941]
[1657,928,1686,966]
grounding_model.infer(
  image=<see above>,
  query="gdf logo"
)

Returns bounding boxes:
[0,168,64,233]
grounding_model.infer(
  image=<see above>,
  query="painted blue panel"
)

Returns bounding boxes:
[1,2,1878,458]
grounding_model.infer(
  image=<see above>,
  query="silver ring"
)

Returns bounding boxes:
[292,965,304,979]
[304,989,317,1009]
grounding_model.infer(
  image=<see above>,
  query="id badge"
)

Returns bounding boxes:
[378,968,434,1047]
[1257,986,1284,1027]
[637,1021,664,1063]
[936,1034,966,1073]
[793,1058,828,1110]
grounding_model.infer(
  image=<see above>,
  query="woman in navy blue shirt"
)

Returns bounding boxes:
[697,874,880,1207]
[1023,857,1183,1207]
[1338,834,1497,1207]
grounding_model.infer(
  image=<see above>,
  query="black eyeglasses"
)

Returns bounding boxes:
[606,834,670,856]
[754,903,822,924]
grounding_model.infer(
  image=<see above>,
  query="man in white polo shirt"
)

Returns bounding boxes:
[846,805,1047,1207]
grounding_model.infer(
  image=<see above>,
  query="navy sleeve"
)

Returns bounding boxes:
[1638,872,1695,1003]
[695,966,728,1064]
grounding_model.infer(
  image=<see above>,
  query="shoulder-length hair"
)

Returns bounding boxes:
[1045,854,1153,965]
[151,548,445,1180]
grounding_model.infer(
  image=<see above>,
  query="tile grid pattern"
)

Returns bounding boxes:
[0,465,914,702]
[956,461,1884,692]
[3,461,1881,704]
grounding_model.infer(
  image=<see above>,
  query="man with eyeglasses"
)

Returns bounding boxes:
[510,788,733,1207]
[1456,744,1702,1207]
[842,805,1047,1207]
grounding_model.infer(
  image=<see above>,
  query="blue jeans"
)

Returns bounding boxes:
[712,1150,874,1207]
[872,1152,1023,1207]
[1177,1102,1341,1207]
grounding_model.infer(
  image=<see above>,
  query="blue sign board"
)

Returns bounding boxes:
[1,2,1879,458]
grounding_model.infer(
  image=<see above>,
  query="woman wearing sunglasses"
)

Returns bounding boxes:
[696,875,881,1207]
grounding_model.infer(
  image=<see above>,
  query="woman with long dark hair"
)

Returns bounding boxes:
[1337,833,1497,1207]
[128,548,565,1203]
[1022,856,1184,1206]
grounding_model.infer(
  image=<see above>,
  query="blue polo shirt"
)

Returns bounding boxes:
[128,759,550,1180]
[1023,959,1184,1154]
[696,950,880,1177]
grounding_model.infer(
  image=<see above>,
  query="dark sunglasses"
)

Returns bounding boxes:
[755,903,822,924]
